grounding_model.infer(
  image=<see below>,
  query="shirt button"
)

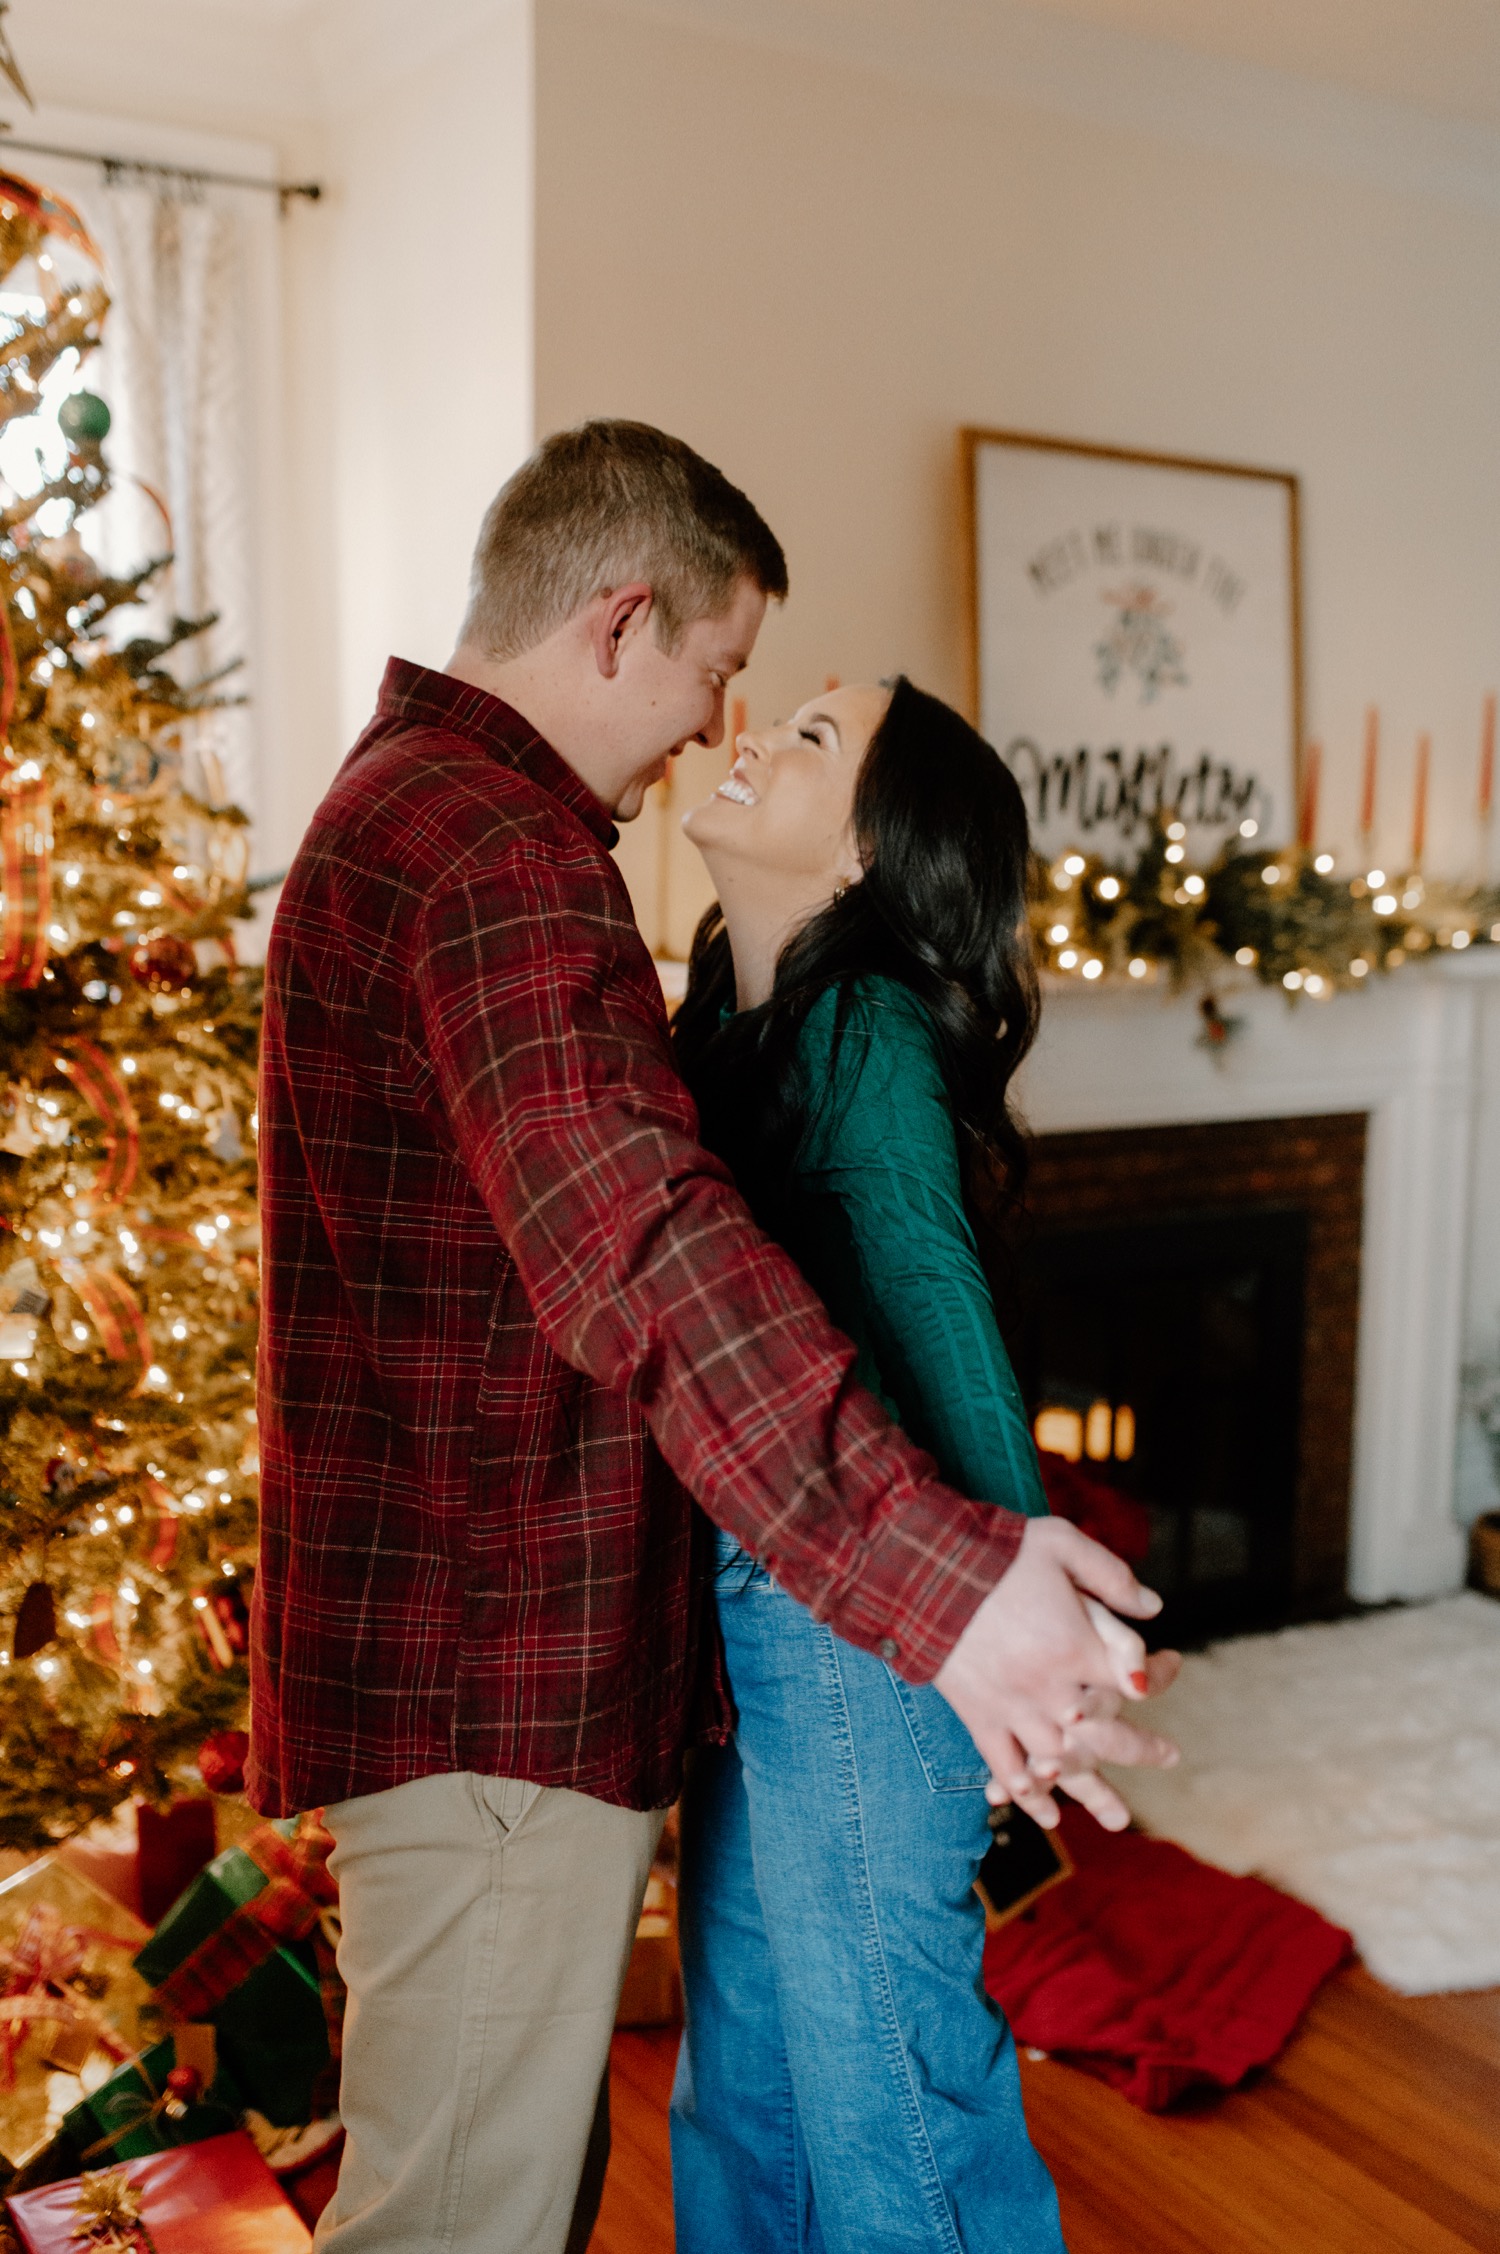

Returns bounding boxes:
[879,1637,899,1661]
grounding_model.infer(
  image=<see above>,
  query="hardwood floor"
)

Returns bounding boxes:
[592,1968,1500,2253]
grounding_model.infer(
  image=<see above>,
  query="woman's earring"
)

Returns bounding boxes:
[833,883,849,904]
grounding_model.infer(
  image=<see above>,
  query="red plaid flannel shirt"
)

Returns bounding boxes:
[247,660,1024,1815]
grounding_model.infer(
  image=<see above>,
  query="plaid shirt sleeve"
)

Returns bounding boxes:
[410,834,1024,1685]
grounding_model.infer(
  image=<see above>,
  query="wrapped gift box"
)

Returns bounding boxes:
[0,1859,151,2169]
[56,2038,243,2169]
[6,2129,312,2252]
[133,1821,336,2128]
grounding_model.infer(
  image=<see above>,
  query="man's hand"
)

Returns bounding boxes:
[932,1517,1178,1829]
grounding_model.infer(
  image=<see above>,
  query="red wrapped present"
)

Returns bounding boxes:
[134,1804,217,1929]
[6,2130,312,2252]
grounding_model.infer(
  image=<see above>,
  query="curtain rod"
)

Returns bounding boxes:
[0,134,322,213]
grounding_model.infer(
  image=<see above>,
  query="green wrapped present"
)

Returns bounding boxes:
[58,2037,242,2167]
[132,1817,339,2129]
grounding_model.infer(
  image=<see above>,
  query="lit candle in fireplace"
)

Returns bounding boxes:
[1034,1406,1083,1462]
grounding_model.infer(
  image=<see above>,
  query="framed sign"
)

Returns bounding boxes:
[962,429,1302,859]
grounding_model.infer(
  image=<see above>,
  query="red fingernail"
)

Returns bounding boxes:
[1130,1670,1149,1693]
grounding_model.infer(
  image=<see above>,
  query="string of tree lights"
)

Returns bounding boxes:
[0,170,261,1845]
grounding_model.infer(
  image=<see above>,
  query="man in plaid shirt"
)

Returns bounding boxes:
[251,424,1172,2254]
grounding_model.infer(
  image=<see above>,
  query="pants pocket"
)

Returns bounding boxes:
[885,1675,991,1791]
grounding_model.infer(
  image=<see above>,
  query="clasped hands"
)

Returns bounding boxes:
[932,1516,1181,1832]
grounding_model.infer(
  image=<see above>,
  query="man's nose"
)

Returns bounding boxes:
[698,686,727,749]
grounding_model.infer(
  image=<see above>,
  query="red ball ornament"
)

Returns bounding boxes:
[164,2063,202,2103]
[196,1727,249,1795]
[129,934,196,993]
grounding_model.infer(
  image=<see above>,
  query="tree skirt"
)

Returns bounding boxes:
[1111,1593,1500,1995]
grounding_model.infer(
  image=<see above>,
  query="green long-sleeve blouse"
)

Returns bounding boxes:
[772,976,1049,1521]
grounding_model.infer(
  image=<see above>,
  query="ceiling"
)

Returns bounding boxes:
[19,0,1500,139]
[176,0,1500,131]
[951,0,1500,131]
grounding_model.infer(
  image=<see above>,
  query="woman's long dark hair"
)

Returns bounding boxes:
[672,677,1040,1257]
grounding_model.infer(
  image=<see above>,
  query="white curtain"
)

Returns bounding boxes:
[86,180,257,822]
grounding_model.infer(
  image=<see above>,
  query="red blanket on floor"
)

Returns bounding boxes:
[983,1806,1352,2111]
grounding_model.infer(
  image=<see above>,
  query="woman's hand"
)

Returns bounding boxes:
[932,1517,1179,1826]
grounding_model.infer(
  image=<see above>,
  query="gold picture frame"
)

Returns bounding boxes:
[960,426,1304,854]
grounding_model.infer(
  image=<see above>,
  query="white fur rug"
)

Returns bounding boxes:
[1111,1592,1500,1995]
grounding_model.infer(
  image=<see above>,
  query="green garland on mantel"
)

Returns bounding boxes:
[1030,823,1500,1018]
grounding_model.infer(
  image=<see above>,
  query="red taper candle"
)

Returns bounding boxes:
[1297,742,1321,849]
[1480,694,1496,825]
[1360,708,1378,840]
[1411,733,1430,869]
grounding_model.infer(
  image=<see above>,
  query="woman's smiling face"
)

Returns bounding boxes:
[682,683,890,896]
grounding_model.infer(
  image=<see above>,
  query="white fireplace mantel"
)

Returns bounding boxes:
[1016,949,1500,1603]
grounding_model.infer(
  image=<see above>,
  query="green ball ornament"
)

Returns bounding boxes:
[58,390,111,446]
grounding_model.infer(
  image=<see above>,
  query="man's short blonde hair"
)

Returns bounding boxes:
[460,420,789,661]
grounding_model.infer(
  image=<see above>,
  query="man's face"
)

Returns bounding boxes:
[607,577,767,822]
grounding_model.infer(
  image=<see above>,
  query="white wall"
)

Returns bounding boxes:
[14,0,536,880]
[309,7,534,761]
[535,0,1500,961]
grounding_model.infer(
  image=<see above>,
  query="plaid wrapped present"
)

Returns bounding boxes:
[6,2130,312,2252]
[132,1818,340,2129]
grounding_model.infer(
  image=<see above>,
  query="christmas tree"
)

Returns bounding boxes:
[0,172,260,1846]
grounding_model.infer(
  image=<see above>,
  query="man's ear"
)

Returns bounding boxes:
[590,583,655,679]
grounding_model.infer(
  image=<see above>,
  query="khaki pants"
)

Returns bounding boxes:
[313,1771,665,2254]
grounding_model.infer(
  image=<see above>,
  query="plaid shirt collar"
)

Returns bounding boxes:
[376,657,618,848]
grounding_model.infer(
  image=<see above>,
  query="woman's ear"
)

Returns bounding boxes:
[833,837,865,894]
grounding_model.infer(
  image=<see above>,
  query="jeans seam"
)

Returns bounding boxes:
[819,1628,965,2254]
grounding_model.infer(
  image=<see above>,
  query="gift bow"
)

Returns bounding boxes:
[77,2054,202,2165]
[147,1814,342,2058]
[0,1906,135,2084]
[70,2164,159,2252]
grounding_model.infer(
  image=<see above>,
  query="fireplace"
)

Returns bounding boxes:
[1010,1114,1366,1642]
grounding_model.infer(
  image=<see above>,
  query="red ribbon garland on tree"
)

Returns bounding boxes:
[55,1042,141,1207]
[0,598,51,988]
[55,1257,153,1377]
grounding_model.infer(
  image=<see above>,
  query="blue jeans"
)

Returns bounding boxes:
[670,1534,1064,2254]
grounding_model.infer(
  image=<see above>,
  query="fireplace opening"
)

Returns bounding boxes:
[1014,1207,1307,1642]
[1007,1115,1366,1645]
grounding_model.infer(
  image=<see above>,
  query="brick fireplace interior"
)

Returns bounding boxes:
[1008,1113,1367,1644]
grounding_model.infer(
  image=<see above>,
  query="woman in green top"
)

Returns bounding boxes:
[667,678,1074,2252]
